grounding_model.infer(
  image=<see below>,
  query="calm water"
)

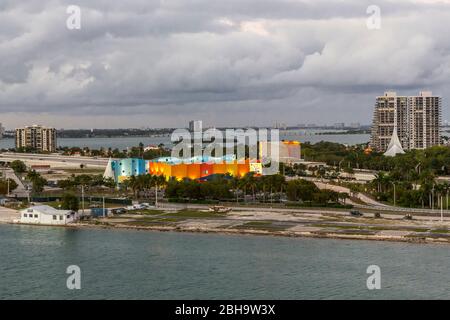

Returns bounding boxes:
[0,136,173,150]
[1,224,449,300]
[0,130,371,150]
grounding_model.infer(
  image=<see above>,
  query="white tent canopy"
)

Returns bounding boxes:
[103,158,115,180]
[384,128,405,157]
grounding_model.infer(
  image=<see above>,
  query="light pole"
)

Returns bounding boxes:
[155,183,158,207]
[391,181,396,207]
[430,184,434,210]
[441,194,444,223]
[102,196,106,219]
[447,190,449,211]
[81,185,85,215]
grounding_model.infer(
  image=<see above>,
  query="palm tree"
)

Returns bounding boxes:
[443,182,450,210]
[230,176,241,203]
[373,171,390,193]
[26,170,40,182]
[338,192,349,205]
[153,175,166,207]
[242,173,258,202]
[259,176,270,203]
[128,176,143,199]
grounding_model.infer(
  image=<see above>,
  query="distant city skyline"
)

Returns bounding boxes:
[1,1,450,128]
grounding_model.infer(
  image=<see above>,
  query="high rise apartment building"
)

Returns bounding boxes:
[188,120,202,132]
[15,125,57,152]
[371,91,441,152]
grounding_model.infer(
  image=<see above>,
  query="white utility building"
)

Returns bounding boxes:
[19,205,78,225]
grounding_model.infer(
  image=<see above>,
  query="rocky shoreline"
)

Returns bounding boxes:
[4,205,450,245]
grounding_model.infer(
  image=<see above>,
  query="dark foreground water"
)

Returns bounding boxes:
[0,224,449,300]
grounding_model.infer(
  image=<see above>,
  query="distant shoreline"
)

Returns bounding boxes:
[315,130,370,135]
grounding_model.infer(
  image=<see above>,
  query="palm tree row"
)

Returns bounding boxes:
[123,174,167,204]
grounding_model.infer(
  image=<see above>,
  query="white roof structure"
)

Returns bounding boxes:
[384,128,405,157]
[103,158,115,180]
[20,205,73,216]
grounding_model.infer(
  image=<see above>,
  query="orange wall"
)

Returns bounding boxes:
[201,163,213,177]
[148,160,255,180]
[171,164,187,180]
[187,164,201,180]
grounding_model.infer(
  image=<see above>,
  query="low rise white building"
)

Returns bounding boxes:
[19,205,78,225]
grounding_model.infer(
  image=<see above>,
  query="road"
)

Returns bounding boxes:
[0,152,110,168]
[0,167,29,198]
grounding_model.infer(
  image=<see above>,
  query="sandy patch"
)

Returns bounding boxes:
[0,206,20,223]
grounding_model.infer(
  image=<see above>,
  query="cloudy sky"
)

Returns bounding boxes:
[1,0,450,129]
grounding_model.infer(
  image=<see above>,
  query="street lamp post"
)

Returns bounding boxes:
[155,184,158,207]
[81,185,85,215]
[447,190,449,211]
[391,181,396,207]
[431,184,435,210]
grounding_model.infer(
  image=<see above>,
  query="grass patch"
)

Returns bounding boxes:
[242,221,272,226]
[430,229,450,234]
[162,209,226,219]
[137,216,185,222]
[134,209,165,215]
[120,216,185,226]
[332,229,377,235]
[235,220,289,231]
[369,226,429,233]
[312,223,364,230]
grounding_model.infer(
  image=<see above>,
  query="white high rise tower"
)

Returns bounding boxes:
[371,91,441,152]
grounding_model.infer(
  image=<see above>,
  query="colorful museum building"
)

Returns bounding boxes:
[104,156,262,183]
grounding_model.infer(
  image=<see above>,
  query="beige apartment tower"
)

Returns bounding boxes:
[371,91,441,152]
[15,125,57,152]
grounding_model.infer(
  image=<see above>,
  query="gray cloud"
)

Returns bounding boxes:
[1,0,450,128]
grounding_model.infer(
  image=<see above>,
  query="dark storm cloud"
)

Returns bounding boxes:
[1,0,450,127]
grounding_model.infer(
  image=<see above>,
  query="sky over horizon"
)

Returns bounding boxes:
[1,0,450,129]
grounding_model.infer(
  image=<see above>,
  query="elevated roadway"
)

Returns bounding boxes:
[0,152,110,169]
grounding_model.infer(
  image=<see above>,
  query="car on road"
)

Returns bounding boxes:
[140,203,153,208]
[404,214,413,220]
[126,204,149,211]
[350,210,363,217]
[111,208,127,215]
